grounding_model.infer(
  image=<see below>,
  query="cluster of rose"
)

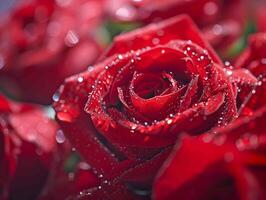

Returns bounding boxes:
[0,0,266,199]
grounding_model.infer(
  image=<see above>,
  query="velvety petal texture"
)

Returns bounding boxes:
[54,15,237,199]
[153,106,266,200]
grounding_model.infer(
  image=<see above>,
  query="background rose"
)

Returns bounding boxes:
[0,94,58,200]
[53,15,237,199]
[234,33,266,116]
[154,106,266,200]
[0,0,103,104]
[106,0,246,57]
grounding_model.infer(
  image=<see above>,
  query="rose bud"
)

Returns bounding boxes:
[0,0,103,104]
[154,106,266,200]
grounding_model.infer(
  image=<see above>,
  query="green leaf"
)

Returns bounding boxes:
[226,19,257,58]
[104,21,142,41]
[64,152,81,173]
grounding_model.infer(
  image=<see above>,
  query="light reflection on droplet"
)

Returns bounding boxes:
[78,76,84,83]
[65,30,79,47]
[56,129,65,143]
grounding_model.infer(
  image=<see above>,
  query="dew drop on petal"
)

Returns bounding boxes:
[88,65,94,71]
[56,129,65,143]
[226,70,233,76]
[117,54,123,60]
[78,76,84,83]
[65,30,79,47]
[166,118,173,124]
[52,92,60,102]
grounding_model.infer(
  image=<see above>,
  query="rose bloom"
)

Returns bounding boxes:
[106,0,246,55]
[0,94,58,200]
[234,33,266,116]
[154,106,266,200]
[53,15,242,199]
[0,0,103,104]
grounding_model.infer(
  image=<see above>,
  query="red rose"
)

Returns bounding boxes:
[154,106,266,200]
[106,0,245,55]
[0,0,103,104]
[53,15,237,199]
[0,94,58,199]
[234,33,266,116]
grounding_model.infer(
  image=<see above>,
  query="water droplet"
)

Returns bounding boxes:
[224,61,231,67]
[88,66,94,71]
[65,30,79,47]
[166,118,173,124]
[56,129,65,143]
[117,54,123,60]
[226,70,233,76]
[52,91,60,102]
[78,76,84,83]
